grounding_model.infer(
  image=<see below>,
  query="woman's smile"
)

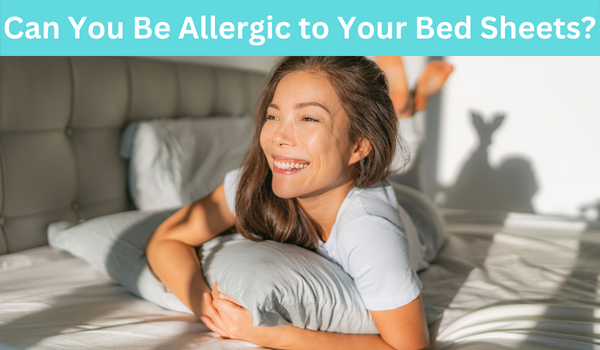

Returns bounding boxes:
[272,155,310,173]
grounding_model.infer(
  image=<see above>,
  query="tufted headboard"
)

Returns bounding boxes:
[0,57,266,255]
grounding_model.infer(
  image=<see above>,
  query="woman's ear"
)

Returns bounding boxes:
[348,138,372,166]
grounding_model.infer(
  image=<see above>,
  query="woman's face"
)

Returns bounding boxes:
[260,71,365,199]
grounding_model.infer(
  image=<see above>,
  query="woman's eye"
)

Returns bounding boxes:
[266,115,279,121]
[302,116,319,122]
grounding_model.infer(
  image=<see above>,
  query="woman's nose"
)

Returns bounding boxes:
[272,120,295,147]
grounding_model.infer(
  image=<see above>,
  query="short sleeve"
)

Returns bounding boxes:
[223,168,241,217]
[338,216,422,311]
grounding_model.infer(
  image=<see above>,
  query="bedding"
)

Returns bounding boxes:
[46,207,438,335]
[0,245,255,350]
[2,210,599,349]
[48,210,190,314]
[421,210,600,349]
[200,234,379,333]
[120,115,254,210]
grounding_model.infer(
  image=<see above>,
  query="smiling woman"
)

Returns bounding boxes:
[258,70,365,241]
[235,57,400,249]
[146,56,435,350]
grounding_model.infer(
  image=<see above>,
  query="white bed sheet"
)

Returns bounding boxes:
[0,246,262,350]
[1,211,599,349]
[421,211,600,350]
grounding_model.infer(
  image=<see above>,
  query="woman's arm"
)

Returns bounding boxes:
[145,183,235,318]
[203,284,430,350]
[369,295,430,350]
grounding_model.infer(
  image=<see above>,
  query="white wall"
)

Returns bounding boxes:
[438,57,600,217]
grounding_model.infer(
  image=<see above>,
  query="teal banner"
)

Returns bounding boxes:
[1,0,598,55]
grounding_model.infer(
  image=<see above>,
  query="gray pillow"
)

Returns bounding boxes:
[48,210,191,314]
[47,210,378,333]
[48,210,439,334]
[119,115,254,210]
[201,233,378,333]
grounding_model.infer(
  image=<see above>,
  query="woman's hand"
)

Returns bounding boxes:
[201,282,274,345]
[201,282,429,350]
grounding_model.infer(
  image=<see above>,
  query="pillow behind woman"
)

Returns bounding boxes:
[119,115,253,210]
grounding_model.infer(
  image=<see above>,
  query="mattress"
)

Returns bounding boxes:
[1,211,599,349]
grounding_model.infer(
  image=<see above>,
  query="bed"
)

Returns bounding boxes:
[1,57,599,349]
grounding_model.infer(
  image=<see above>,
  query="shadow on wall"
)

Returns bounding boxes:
[439,111,539,214]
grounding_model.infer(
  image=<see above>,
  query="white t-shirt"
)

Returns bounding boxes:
[223,169,423,311]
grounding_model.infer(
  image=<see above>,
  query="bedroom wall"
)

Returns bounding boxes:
[436,57,600,219]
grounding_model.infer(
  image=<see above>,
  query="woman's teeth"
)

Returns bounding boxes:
[274,160,308,170]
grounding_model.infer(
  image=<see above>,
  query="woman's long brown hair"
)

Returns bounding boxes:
[234,57,406,250]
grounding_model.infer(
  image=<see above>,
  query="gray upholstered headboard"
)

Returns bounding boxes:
[0,57,266,255]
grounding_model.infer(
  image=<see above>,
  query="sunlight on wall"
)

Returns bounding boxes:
[438,57,600,217]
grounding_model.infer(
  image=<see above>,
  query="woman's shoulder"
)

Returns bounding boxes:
[329,179,410,257]
[225,168,242,178]
[223,168,242,216]
[336,179,403,231]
